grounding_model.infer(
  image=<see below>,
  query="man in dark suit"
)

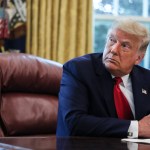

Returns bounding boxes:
[56,18,150,138]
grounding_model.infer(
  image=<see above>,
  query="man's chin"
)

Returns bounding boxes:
[104,62,126,76]
[104,62,118,70]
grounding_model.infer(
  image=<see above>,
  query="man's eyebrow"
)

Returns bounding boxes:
[108,33,114,37]
[121,39,132,43]
[107,34,115,39]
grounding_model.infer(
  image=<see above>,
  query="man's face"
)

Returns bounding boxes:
[102,28,144,77]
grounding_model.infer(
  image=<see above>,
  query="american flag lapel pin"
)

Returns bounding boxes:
[142,88,147,94]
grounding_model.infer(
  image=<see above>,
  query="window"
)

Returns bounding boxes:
[93,0,150,69]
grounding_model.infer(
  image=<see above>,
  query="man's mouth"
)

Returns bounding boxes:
[105,58,119,64]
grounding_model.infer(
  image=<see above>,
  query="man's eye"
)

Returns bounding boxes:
[109,37,115,43]
[122,43,130,48]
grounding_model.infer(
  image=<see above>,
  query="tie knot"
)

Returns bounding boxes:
[114,77,122,84]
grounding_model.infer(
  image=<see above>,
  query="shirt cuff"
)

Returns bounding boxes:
[127,121,138,138]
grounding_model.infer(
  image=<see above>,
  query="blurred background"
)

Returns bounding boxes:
[1,0,150,69]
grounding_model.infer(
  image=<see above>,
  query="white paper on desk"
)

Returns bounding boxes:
[121,138,150,144]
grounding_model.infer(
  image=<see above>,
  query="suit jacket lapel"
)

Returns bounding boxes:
[131,67,150,120]
[94,55,117,117]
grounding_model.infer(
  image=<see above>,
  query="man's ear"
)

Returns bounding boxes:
[135,53,145,65]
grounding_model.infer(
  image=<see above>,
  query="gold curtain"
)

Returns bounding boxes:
[26,0,93,64]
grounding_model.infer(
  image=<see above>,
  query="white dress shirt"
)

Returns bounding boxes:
[113,75,138,138]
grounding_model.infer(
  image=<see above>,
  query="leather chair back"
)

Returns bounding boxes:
[0,53,62,136]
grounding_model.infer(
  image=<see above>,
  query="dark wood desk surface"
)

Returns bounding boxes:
[0,136,149,150]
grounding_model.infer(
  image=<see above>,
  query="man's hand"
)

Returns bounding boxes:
[138,115,150,138]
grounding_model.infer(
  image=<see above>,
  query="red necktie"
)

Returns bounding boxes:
[114,77,133,120]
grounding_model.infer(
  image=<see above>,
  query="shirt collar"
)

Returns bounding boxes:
[112,74,130,87]
[121,74,130,87]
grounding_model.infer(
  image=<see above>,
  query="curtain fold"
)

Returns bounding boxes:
[26,0,93,64]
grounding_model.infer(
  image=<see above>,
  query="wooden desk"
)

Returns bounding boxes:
[0,136,149,150]
[0,136,56,150]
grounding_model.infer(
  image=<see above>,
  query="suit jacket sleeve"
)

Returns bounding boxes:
[57,55,131,137]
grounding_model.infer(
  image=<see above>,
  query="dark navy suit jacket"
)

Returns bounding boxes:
[56,53,150,137]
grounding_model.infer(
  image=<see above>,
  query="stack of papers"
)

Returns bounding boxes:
[121,138,150,144]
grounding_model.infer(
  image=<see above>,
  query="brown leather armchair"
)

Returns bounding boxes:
[0,53,62,136]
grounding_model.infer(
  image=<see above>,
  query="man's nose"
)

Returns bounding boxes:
[110,42,120,54]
